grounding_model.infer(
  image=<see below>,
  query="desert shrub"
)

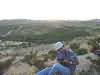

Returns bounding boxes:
[42,55,48,61]
[48,50,56,60]
[23,51,46,69]
[90,57,100,66]
[86,56,92,60]
[88,37,100,51]
[75,48,88,55]
[70,43,80,50]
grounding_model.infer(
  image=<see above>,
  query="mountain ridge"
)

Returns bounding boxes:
[0,19,100,26]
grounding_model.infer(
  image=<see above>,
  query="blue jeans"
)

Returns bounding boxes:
[36,63,70,75]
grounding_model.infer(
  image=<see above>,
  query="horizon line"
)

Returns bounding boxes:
[0,18,100,21]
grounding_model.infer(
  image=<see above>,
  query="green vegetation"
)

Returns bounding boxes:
[23,50,56,69]
[91,57,100,66]
[23,51,46,69]
[70,43,88,55]
[0,19,100,44]
[1,26,90,44]
[75,48,88,55]
[88,36,100,50]
[48,50,56,60]
[70,43,80,50]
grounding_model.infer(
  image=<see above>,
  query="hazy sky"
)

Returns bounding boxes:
[0,0,100,20]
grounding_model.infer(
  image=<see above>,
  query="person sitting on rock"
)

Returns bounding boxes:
[36,42,79,75]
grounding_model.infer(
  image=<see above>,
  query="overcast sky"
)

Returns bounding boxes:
[0,0,100,20]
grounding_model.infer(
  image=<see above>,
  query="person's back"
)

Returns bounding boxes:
[65,49,78,74]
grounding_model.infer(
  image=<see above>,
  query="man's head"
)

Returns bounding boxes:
[54,42,64,50]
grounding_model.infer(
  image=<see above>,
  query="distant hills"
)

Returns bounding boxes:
[0,19,100,43]
[0,19,100,26]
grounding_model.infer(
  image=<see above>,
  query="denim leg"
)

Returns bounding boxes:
[48,63,70,75]
[36,67,52,75]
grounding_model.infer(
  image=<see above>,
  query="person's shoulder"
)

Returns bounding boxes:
[66,48,76,55]
[65,48,73,53]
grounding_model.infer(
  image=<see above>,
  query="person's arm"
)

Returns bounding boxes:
[70,52,79,65]
[63,59,73,65]
[57,59,72,65]
[62,58,79,66]
[56,52,64,64]
[56,51,71,65]
[71,59,79,65]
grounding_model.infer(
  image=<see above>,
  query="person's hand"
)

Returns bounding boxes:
[64,59,70,64]
[64,59,74,65]
[72,61,79,65]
